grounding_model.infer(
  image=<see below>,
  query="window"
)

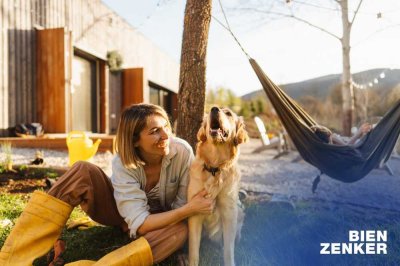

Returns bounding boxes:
[149,84,169,111]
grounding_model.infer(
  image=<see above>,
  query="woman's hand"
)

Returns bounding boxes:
[357,123,372,136]
[137,190,214,235]
[186,189,214,216]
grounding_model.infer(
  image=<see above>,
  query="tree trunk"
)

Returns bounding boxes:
[340,0,354,136]
[176,0,212,150]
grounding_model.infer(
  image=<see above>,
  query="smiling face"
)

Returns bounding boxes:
[136,115,171,161]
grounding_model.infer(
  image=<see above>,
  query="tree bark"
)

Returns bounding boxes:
[176,0,212,150]
[339,0,354,136]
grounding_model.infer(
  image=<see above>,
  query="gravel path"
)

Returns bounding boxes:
[0,148,114,176]
[239,139,400,212]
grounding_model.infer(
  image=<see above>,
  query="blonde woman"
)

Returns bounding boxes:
[0,103,213,265]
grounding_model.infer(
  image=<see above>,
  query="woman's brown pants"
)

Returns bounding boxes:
[48,161,187,263]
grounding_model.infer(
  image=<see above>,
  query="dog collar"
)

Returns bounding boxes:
[203,164,220,176]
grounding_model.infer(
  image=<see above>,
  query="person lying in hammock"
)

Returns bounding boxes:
[311,123,372,145]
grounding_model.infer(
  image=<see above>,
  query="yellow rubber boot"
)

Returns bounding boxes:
[0,191,73,266]
[65,237,153,266]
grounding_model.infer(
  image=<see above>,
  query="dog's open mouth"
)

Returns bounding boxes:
[209,118,229,139]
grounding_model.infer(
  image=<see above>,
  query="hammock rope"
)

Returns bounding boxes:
[214,0,251,59]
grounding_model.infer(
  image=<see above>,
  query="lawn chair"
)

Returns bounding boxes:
[252,116,287,158]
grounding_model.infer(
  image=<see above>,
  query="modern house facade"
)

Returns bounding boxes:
[0,0,179,136]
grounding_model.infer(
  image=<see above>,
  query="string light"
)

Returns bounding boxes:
[351,68,392,90]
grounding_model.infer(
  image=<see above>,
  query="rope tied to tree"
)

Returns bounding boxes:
[213,0,251,60]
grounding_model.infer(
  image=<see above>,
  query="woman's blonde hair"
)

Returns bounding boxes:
[116,103,171,168]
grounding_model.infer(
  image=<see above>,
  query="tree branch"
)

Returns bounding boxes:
[236,7,341,40]
[350,0,364,25]
[290,14,341,40]
[292,0,339,12]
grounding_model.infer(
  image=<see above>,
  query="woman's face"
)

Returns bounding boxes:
[136,115,171,160]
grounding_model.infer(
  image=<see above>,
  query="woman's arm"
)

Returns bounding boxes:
[137,190,213,235]
[347,123,372,145]
[172,143,195,209]
[331,133,347,145]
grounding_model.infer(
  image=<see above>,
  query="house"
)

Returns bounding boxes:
[0,0,179,136]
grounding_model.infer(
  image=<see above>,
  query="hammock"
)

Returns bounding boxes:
[250,58,400,185]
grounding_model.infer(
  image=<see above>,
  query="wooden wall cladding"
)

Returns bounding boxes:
[0,0,178,136]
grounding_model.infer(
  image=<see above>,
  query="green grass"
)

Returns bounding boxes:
[1,193,400,265]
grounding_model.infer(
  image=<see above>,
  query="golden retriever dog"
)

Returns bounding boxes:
[188,106,249,266]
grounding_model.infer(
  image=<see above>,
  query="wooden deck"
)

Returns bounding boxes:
[0,134,116,153]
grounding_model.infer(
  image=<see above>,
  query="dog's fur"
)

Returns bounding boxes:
[188,107,249,266]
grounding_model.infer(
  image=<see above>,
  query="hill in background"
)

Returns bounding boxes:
[242,68,400,101]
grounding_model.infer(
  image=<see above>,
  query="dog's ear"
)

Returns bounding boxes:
[234,116,249,145]
[197,117,207,142]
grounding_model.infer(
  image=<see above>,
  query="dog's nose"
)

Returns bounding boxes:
[211,107,220,113]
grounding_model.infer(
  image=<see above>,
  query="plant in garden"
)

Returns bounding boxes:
[46,172,59,179]
[18,164,28,172]
[1,142,15,172]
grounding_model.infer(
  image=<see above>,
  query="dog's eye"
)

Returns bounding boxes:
[224,110,232,116]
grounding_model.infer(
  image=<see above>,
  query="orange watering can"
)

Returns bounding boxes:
[66,131,101,166]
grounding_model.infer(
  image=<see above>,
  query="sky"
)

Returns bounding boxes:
[102,0,400,96]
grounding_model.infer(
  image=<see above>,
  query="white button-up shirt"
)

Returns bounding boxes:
[111,137,194,238]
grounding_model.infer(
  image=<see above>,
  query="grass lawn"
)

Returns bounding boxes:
[1,192,400,265]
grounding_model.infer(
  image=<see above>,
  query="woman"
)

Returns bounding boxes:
[0,103,213,265]
[311,123,372,145]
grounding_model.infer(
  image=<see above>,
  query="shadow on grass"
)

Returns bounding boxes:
[1,194,400,265]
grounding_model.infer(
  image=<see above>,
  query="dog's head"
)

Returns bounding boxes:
[197,107,249,146]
